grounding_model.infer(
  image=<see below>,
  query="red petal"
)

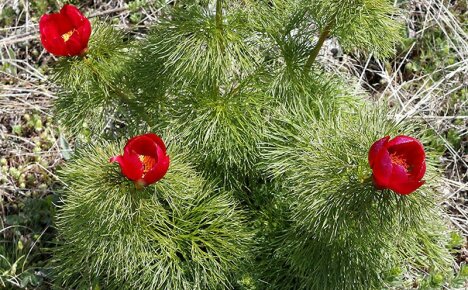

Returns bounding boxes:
[117,133,170,186]
[39,14,61,39]
[60,4,87,28]
[39,5,90,57]
[388,164,424,194]
[388,139,425,164]
[387,135,426,180]
[39,10,76,56]
[39,14,69,56]
[413,161,426,181]
[368,136,390,167]
[77,18,91,46]
[110,154,143,181]
[45,13,74,35]
[144,133,167,152]
[64,32,86,56]
[387,135,417,147]
[143,151,170,185]
[390,164,410,184]
[371,149,392,188]
[124,135,158,157]
[62,4,91,49]
[40,35,68,56]
[390,180,425,195]
[372,174,387,189]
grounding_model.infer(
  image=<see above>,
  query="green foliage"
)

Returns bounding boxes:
[305,0,403,58]
[259,105,452,289]
[131,2,270,189]
[141,3,258,90]
[132,0,366,190]
[245,181,299,290]
[247,0,303,33]
[166,81,270,190]
[53,22,143,137]
[0,195,56,289]
[41,0,459,288]
[53,140,252,289]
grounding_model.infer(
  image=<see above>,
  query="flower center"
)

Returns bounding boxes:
[139,155,157,175]
[390,152,411,171]
[61,30,75,42]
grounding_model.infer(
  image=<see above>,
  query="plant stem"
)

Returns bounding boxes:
[304,23,333,73]
[216,0,223,33]
[214,0,224,96]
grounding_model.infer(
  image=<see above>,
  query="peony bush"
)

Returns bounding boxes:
[39,1,455,289]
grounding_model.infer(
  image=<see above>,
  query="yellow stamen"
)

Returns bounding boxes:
[61,30,75,42]
[390,152,411,172]
[139,155,157,176]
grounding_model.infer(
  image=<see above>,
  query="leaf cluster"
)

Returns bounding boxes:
[166,81,270,189]
[53,22,145,137]
[305,0,403,58]
[53,141,252,289]
[258,104,452,289]
[140,3,258,92]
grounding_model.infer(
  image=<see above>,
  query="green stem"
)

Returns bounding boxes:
[214,0,224,96]
[215,0,223,33]
[304,23,333,73]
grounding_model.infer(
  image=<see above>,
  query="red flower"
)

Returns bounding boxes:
[39,4,91,57]
[368,135,426,195]
[110,134,170,187]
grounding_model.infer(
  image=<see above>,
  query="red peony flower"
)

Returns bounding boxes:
[368,135,426,195]
[39,4,91,57]
[110,133,170,187]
